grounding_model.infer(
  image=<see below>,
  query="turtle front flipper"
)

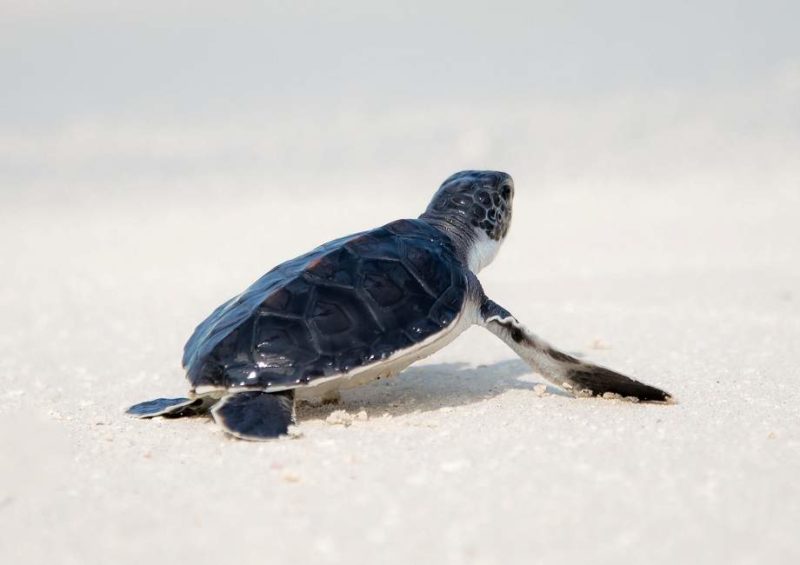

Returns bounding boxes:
[479,298,673,402]
[126,396,215,418]
[211,391,295,441]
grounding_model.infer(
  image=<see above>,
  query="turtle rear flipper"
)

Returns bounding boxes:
[126,396,215,418]
[211,391,295,441]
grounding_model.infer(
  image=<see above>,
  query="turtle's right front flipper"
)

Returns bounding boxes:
[479,298,673,402]
[126,396,216,418]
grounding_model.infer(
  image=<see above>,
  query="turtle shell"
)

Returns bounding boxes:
[182,219,468,391]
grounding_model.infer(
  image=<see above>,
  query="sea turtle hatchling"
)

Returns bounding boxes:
[128,170,672,440]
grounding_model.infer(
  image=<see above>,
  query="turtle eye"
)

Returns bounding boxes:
[500,185,512,200]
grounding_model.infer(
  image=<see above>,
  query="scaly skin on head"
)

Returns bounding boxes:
[419,170,514,271]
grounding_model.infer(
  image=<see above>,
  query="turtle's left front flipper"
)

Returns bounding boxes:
[126,396,216,418]
[480,298,673,402]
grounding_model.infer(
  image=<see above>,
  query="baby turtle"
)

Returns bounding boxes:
[128,170,672,440]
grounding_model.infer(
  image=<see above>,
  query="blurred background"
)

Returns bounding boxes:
[2,2,799,564]
[3,0,799,205]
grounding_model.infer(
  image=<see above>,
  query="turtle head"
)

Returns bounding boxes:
[420,170,514,272]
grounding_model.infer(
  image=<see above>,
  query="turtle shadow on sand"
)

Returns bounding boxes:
[295,359,571,422]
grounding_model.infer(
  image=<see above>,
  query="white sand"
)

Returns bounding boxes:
[1,181,798,565]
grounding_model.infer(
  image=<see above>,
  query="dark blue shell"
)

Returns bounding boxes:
[182,219,467,391]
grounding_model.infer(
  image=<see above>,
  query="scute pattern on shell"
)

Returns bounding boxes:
[182,220,467,391]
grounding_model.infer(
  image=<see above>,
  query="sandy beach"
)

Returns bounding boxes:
[2,3,799,562]
[1,178,798,564]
